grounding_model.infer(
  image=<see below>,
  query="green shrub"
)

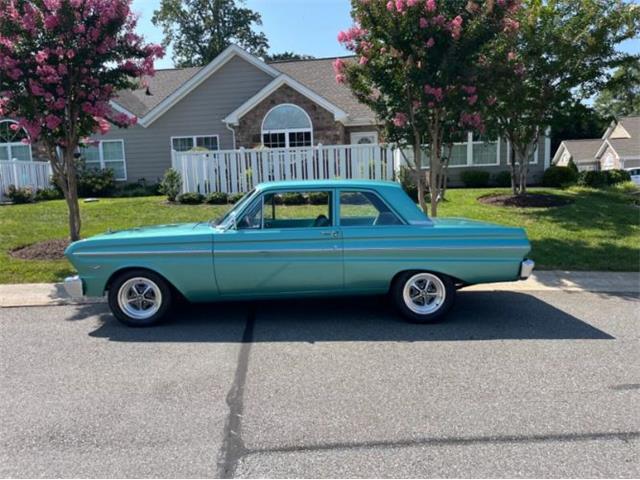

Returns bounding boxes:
[77,166,116,197]
[205,192,229,204]
[159,168,182,202]
[493,171,512,187]
[460,170,490,188]
[176,192,204,204]
[114,179,161,197]
[542,166,578,187]
[6,185,34,204]
[606,169,631,185]
[398,166,418,201]
[281,192,307,205]
[34,187,63,201]
[228,193,245,204]
[307,191,329,205]
[577,171,608,188]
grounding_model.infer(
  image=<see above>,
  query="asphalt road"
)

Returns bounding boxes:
[1,290,638,478]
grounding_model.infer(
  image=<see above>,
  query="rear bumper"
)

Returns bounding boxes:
[519,259,535,280]
[64,275,84,298]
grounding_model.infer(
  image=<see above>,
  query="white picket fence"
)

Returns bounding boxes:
[172,144,396,194]
[0,161,52,201]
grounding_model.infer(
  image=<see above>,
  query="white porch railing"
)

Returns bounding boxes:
[0,161,52,201]
[172,144,396,194]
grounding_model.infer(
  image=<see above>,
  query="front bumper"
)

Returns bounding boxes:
[64,275,84,298]
[519,259,535,280]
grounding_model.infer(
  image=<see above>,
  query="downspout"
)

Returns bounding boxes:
[224,122,237,150]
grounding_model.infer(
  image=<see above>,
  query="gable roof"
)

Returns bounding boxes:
[270,57,376,125]
[223,75,349,125]
[110,45,280,127]
[110,48,378,128]
[557,139,603,164]
[597,115,640,160]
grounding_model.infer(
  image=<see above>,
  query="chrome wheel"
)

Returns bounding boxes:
[402,272,446,315]
[117,277,162,320]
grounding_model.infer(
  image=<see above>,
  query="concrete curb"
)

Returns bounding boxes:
[0,271,638,308]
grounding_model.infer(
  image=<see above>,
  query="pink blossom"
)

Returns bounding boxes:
[426,0,436,12]
[392,112,408,127]
[507,51,517,61]
[386,1,394,11]
[449,15,463,40]
[45,114,62,130]
[29,80,46,96]
[335,74,346,84]
[431,14,445,26]
[407,0,418,6]
[94,117,110,135]
[332,58,346,75]
[424,84,444,102]
[395,0,406,12]
[497,0,506,5]
[43,15,59,30]
[462,85,476,95]
[425,37,435,48]
[419,17,429,28]
[503,18,520,33]
[467,95,478,106]
[35,50,48,63]
[412,100,421,110]
[359,56,368,65]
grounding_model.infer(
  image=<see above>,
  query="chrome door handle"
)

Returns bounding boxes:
[320,230,339,238]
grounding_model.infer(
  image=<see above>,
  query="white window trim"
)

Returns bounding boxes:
[170,134,221,152]
[0,120,33,161]
[83,139,127,181]
[261,104,314,149]
[506,140,538,165]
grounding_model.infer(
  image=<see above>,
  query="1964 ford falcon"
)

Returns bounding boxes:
[64,180,534,326]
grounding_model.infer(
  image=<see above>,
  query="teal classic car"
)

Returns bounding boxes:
[64,180,534,326]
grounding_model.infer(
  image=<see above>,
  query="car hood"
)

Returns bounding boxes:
[65,222,214,255]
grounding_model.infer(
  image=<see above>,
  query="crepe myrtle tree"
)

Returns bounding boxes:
[0,0,163,241]
[481,0,640,195]
[336,0,520,216]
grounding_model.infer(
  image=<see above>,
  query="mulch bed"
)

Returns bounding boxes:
[10,238,70,261]
[478,193,573,208]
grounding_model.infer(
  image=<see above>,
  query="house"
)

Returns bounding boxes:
[2,44,551,188]
[552,116,640,172]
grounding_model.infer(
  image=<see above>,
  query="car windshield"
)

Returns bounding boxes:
[210,189,256,228]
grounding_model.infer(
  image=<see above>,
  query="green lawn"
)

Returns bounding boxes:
[0,187,638,284]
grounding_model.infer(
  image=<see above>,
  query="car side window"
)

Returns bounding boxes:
[340,191,402,227]
[236,198,262,229]
[261,191,332,229]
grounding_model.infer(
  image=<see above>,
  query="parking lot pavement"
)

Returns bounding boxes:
[1,290,639,478]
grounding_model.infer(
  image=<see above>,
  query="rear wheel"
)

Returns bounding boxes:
[392,271,455,323]
[108,270,172,327]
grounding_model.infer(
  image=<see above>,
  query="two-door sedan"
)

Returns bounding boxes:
[64,180,534,326]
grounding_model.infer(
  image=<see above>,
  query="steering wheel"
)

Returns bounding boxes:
[313,214,330,227]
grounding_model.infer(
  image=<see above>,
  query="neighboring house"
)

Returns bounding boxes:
[553,116,640,172]
[2,44,551,187]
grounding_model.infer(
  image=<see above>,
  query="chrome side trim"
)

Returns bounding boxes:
[214,245,527,255]
[73,250,212,257]
[520,259,535,279]
[64,275,84,298]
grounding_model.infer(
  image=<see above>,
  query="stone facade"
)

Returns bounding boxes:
[235,84,349,148]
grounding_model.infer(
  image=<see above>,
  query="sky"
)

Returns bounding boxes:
[131,0,639,70]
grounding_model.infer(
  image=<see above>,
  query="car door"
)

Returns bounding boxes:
[338,189,409,292]
[213,189,344,296]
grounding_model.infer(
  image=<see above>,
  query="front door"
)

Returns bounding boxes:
[214,189,343,296]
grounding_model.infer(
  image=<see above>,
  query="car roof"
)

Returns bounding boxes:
[255,179,402,191]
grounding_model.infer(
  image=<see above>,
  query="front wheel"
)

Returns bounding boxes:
[108,270,172,327]
[392,271,455,323]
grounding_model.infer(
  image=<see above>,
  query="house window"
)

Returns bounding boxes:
[261,104,313,149]
[171,135,219,152]
[79,140,127,180]
[0,120,32,161]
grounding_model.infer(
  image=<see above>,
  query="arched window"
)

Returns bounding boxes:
[0,120,32,161]
[261,104,313,149]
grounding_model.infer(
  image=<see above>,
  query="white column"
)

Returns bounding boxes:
[544,127,551,169]
[467,131,473,165]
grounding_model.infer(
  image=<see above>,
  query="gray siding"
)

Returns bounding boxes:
[445,136,548,187]
[94,56,274,182]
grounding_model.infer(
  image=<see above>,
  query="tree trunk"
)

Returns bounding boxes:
[509,143,517,196]
[428,127,442,217]
[62,149,81,241]
[413,142,428,214]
